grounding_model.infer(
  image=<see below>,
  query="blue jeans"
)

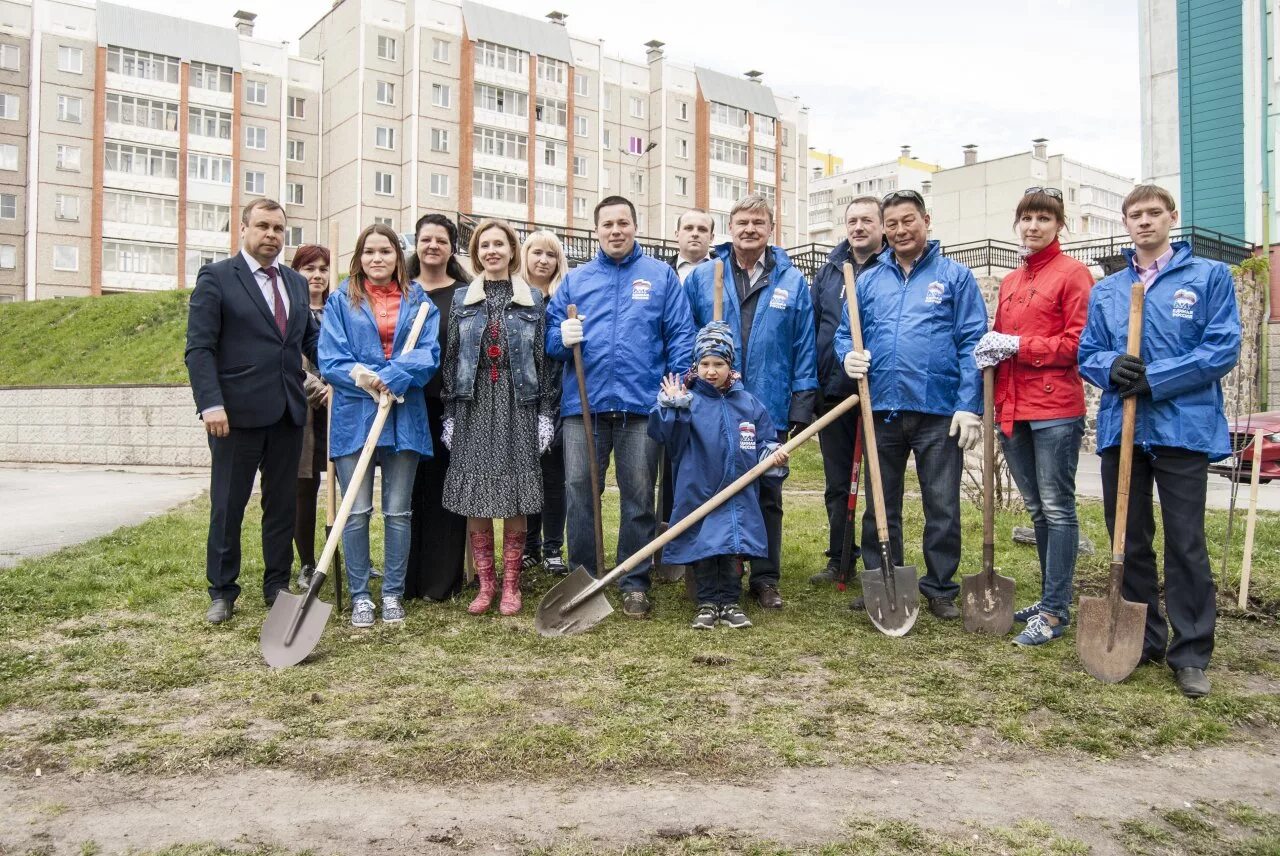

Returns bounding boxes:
[562,413,658,592]
[692,555,742,606]
[999,418,1083,622]
[860,412,962,600]
[334,448,420,601]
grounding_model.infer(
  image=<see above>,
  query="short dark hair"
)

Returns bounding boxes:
[406,212,469,283]
[675,207,713,231]
[241,198,285,226]
[844,196,882,221]
[1122,184,1178,218]
[594,195,637,225]
[880,189,927,218]
[1014,190,1066,228]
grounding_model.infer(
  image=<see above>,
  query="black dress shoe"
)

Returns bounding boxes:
[928,596,960,620]
[205,599,234,624]
[752,585,783,609]
[1175,667,1211,699]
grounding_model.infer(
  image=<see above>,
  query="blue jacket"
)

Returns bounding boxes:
[811,239,882,400]
[684,243,818,430]
[834,241,987,416]
[1078,242,1240,460]
[547,243,696,417]
[646,378,786,564]
[319,281,441,459]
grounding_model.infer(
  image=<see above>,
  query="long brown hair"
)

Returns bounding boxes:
[346,223,408,308]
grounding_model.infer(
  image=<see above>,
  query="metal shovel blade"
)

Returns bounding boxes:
[1076,591,1146,683]
[534,566,615,637]
[960,571,1016,635]
[260,593,333,669]
[861,565,919,637]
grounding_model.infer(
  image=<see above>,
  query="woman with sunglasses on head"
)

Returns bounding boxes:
[404,214,472,602]
[290,244,332,592]
[973,187,1092,647]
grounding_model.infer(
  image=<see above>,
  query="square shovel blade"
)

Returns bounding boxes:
[960,572,1016,635]
[1076,593,1146,683]
[534,566,614,638]
[861,565,919,637]
[260,592,332,669]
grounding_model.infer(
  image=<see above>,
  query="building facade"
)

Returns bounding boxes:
[807,146,938,245]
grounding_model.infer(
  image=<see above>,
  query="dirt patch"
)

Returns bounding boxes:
[3,736,1278,855]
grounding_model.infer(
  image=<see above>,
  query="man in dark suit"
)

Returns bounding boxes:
[185,198,319,623]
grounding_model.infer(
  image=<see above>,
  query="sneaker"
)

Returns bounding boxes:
[521,553,542,573]
[621,591,652,619]
[718,605,753,629]
[544,554,569,576]
[1012,613,1064,647]
[1014,601,1042,624]
[808,560,840,585]
[351,598,375,628]
[381,596,405,624]
[370,566,382,579]
[690,603,718,630]
[295,564,315,591]
[927,596,960,620]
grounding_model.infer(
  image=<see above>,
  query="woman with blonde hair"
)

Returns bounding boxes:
[519,230,569,575]
[441,219,556,615]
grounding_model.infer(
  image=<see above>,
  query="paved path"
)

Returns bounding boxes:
[1073,454,1280,511]
[0,463,207,568]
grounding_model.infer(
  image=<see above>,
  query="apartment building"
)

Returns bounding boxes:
[807,146,938,245]
[0,0,320,301]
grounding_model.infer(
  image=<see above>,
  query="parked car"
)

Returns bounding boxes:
[1209,410,1280,484]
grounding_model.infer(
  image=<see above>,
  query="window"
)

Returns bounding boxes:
[430,173,449,197]
[628,136,644,155]
[573,155,588,178]
[244,125,266,150]
[602,168,610,189]
[781,126,790,146]
[431,128,449,153]
[575,73,589,97]
[375,125,396,150]
[677,101,688,121]
[476,41,526,74]
[534,181,566,210]
[758,183,776,205]
[286,139,304,161]
[602,88,611,111]
[57,45,83,74]
[376,81,395,106]
[675,175,688,196]
[473,127,526,160]
[0,44,18,71]
[575,115,588,138]
[188,153,233,184]
[628,96,644,119]
[0,193,15,218]
[709,102,746,127]
[677,138,689,159]
[106,191,178,227]
[106,142,179,178]
[377,35,397,61]
[244,170,265,194]
[712,175,747,200]
[53,245,78,271]
[475,84,527,117]
[710,138,748,166]
[54,193,79,221]
[57,94,83,123]
[103,241,176,275]
[431,38,449,62]
[431,83,450,108]
[473,171,526,203]
[374,171,393,195]
[0,143,15,170]
[0,94,15,120]
[190,61,232,92]
[187,105,229,138]
[602,128,611,149]
[573,196,586,219]
[0,244,13,268]
[109,93,178,131]
[373,216,393,228]
[630,172,644,194]
[287,96,305,119]
[536,55,566,85]
[754,114,776,136]
[287,225,304,246]
[186,201,228,231]
[244,80,267,105]
[106,46,179,83]
[782,197,789,216]
[543,140,565,168]
[535,97,567,127]
[756,152,773,172]
[186,248,227,272]
[286,183,304,205]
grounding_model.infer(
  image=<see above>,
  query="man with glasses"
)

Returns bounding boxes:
[833,189,987,619]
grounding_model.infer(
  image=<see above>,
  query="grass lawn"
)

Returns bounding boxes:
[1,446,1277,790]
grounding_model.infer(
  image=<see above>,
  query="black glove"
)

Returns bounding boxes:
[1119,373,1151,399]
[1109,354,1146,390]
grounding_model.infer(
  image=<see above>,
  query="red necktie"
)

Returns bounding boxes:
[264,266,286,336]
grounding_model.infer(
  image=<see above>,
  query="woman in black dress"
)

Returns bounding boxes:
[291,243,331,590]
[404,214,471,601]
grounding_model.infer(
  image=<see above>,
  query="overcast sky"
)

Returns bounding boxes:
[118,0,1141,179]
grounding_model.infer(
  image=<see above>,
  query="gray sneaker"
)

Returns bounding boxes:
[718,605,753,629]
[690,603,718,630]
[381,596,405,624]
[621,591,652,619]
[351,598,375,628]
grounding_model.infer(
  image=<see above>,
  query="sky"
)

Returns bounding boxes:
[116,0,1142,179]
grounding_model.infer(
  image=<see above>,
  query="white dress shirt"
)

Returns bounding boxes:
[203,250,288,419]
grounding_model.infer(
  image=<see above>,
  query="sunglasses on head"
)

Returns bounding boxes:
[1024,186,1064,200]
[881,189,925,206]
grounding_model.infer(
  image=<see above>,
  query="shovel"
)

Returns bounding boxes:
[261,302,431,668]
[960,367,1014,634]
[569,303,607,578]
[844,262,919,637]
[835,420,863,591]
[536,392,860,637]
[652,447,684,582]
[1077,282,1148,683]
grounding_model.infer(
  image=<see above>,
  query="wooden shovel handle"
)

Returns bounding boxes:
[982,366,995,574]
[326,218,341,531]
[567,304,606,576]
[1110,282,1145,565]
[713,259,724,322]
[843,263,891,544]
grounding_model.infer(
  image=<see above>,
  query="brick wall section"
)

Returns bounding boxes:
[694,88,708,210]
[0,386,210,467]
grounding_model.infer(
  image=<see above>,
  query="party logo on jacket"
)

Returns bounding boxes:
[925,281,946,304]
[631,279,652,301]
[738,421,757,451]
[768,288,790,310]
[1172,288,1197,320]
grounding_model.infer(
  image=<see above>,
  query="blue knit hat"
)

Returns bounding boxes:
[694,321,735,365]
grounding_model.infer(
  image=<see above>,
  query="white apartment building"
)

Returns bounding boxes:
[807,146,938,245]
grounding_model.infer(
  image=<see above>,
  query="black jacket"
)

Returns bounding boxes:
[810,239,881,401]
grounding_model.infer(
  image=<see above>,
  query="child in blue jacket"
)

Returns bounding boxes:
[647,322,789,629]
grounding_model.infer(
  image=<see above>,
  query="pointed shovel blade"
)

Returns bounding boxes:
[960,571,1016,635]
[1076,592,1146,683]
[534,566,614,637]
[260,592,332,668]
[861,565,919,637]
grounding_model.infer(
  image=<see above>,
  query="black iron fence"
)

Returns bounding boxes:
[455,212,679,268]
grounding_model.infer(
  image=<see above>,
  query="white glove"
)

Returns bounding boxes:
[973,332,1021,370]
[537,415,555,453]
[949,411,982,451]
[442,418,454,450]
[842,349,871,381]
[349,365,404,403]
[560,316,585,347]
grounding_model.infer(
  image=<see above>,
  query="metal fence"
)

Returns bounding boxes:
[455,212,679,268]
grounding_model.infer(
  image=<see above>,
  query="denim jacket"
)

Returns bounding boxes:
[446,275,550,411]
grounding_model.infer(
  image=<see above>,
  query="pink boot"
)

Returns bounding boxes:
[467,530,497,615]
[499,528,526,616]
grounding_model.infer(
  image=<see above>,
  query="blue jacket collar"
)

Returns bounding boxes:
[827,240,851,265]
[595,242,644,267]
[1120,241,1193,278]
[878,239,940,273]
[712,241,794,274]
[691,376,744,398]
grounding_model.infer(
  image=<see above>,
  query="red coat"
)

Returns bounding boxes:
[992,240,1092,436]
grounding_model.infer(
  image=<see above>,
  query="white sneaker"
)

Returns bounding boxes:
[381,596,405,624]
